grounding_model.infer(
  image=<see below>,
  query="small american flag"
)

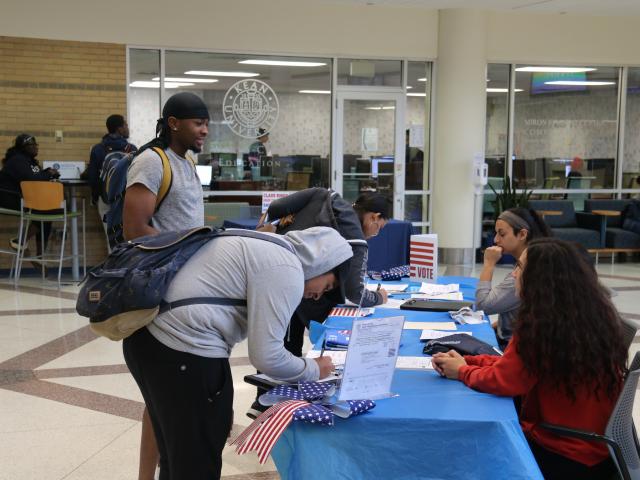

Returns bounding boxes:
[329,307,374,317]
[368,265,410,281]
[230,382,375,464]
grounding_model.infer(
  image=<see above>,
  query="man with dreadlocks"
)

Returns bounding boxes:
[122,91,209,480]
[123,91,208,241]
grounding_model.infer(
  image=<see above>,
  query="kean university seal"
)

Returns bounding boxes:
[223,79,279,138]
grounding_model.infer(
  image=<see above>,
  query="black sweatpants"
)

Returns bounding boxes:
[527,438,616,480]
[123,327,233,480]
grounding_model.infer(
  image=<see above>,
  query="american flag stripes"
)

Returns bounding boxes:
[230,382,376,464]
[410,234,438,283]
[329,307,374,317]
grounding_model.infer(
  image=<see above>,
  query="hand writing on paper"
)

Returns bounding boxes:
[314,356,335,379]
[483,246,503,267]
[378,287,389,304]
[432,350,467,379]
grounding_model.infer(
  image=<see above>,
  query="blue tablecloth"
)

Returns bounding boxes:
[271,276,543,480]
[223,217,413,272]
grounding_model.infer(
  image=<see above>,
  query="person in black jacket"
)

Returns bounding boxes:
[83,114,136,221]
[247,188,391,418]
[0,134,60,256]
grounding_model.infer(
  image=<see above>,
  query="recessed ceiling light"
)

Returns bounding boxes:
[129,81,193,89]
[407,93,426,97]
[406,86,413,89]
[240,60,326,67]
[516,66,597,73]
[152,77,218,83]
[298,90,331,94]
[184,70,259,77]
[417,78,427,82]
[486,88,524,93]
[544,81,615,86]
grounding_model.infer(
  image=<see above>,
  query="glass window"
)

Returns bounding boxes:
[405,61,429,192]
[129,50,332,196]
[623,68,640,191]
[513,65,619,190]
[128,49,161,148]
[338,59,402,87]
[485,64,510,181]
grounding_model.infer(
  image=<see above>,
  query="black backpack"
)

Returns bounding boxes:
[76,226,293,340]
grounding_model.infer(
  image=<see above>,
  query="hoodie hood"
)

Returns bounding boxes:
[284,227,353,280]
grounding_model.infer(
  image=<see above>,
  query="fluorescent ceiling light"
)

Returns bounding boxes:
[417,78,427,82]
[406,86,413,89]
[486,88,524,93]
[364,106,395,110]
[298,90,331,94]
[240,60,326,67]
[544,81,615,86]
[407,93,426,97]
[184,70,259,77]
[152,77,218,83]
[129,81,193,89]
[516,66,597,73]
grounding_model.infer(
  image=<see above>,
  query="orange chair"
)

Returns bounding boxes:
[16,181,85,286]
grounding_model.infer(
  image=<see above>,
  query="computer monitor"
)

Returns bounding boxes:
[196,165,212,187]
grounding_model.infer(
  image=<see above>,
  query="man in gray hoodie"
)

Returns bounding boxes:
[123,226,352,480]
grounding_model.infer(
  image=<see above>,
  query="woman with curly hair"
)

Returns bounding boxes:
[433,238,626,479]
[476,207,551,349]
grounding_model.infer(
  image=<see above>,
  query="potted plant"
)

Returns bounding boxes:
[488,175,533,220]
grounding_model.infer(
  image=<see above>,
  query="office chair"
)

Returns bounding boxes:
[16,181,86,287]
[540,351,640,480]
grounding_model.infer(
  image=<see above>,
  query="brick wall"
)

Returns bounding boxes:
[0,36,126,271]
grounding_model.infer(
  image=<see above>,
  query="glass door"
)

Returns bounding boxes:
[333,91,405,218]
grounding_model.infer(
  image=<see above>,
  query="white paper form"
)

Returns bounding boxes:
[366,284,409,293]
[338,316,405,401]
[411,292,464,301]
[305,350,347,365]
[377,299,405,309]
[419,283,460,295]
[403,321,457,331]
[420,330,471,340]
[395,357,433,370]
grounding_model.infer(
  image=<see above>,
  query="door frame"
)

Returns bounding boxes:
[332,89,406,219]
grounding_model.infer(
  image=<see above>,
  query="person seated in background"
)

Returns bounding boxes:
[567,155,584,179]
[0,134,59,259]
[124,227,350,480]
[475,208,551,349]
[247,189,391,418]
[433,238,626,480]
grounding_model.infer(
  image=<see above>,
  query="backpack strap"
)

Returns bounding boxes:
[159,297,247,314]
[151,147,173,211]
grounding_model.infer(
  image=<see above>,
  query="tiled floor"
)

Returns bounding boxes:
[1,260,639,480]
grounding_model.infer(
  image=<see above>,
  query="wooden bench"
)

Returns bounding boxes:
[587,248,640,265]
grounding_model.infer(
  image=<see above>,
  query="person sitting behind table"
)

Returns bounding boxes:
[433,238,626,480]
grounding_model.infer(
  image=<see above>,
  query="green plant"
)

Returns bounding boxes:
[488,175,533,219]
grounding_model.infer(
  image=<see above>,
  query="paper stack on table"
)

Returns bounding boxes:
[377,298,406,309]
[403,321,457,331]
[418,283,460,295]
[395,356,433,370]
[411,292,464,301]
[419,329,472,340]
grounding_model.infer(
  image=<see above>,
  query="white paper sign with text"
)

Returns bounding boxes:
[338,316,404,401]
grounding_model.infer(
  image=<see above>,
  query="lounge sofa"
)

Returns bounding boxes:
[528,200,604,249]
[584,199,640,249]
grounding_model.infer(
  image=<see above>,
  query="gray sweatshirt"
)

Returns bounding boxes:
[147,227,353,383]
[475,273,520,342]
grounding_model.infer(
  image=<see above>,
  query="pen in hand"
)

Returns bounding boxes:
[320,338,326,358]
[376,283,382,292]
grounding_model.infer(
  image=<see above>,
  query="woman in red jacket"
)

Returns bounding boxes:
[433,237,626,480]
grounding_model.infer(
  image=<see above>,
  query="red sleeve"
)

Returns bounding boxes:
[464,354,500,367]
[458,339,536,397]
